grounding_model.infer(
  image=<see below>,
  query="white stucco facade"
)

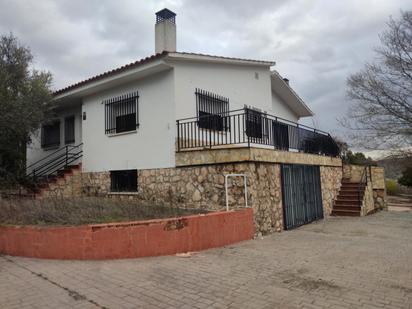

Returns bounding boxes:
[27,55,312,173]
[81,70,175,172]
[26,105,82,172]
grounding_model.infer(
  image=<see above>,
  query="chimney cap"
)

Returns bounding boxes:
[156,8,176,24]
[283,78,289,85]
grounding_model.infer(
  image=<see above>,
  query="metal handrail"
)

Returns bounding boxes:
[27,143,83,181]
[176,108,340,156]
[178,108,330,135]
[357,165,371,207]
[26,143,83,171]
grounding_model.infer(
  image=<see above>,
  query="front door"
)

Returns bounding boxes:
[281,164,323,230]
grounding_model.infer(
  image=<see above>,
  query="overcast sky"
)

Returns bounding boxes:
[0,0,411,141]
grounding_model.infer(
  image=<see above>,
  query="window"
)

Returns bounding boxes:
[104,91,139,134]
[245,109,263,139]
[41,120,60,148]
[64,116,75,144]
[196,88,229,131]
[110,170,138,192]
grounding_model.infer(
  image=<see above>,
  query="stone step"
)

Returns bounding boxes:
[331,209,361,217]
[335,199,361,206]
[333,205,361,211]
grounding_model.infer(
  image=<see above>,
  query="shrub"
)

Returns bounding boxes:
[386,179,399,196]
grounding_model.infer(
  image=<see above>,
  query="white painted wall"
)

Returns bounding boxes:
[26,105,82,172]
[27,60,303,173]
[81,69,175,172]
[271,90,299,122]
[172,61,274,120]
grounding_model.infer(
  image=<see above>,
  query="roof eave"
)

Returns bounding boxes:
[166,52,276,67]
[270,73,314,118]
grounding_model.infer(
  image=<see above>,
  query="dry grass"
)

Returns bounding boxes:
[0,197,208,226]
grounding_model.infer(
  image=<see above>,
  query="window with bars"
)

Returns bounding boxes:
[195,88,229,131]
[104,91,139,134]
[41,120,60,148]
[110,170,138,192]
[64,116,75,144]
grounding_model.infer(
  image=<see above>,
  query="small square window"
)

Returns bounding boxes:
[110,170,138,192]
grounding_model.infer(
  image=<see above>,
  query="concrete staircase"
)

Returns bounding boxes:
[331,178,365,217]
[31,164,82,199]
[1,164,82,200]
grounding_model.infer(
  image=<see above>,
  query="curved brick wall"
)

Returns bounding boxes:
[0,208,254,260]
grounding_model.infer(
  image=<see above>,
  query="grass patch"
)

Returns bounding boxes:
[0,197,208,226]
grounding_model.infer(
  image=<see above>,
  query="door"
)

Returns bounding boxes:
[281,164,323,230]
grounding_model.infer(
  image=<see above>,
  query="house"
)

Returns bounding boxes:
[25,9,386,234]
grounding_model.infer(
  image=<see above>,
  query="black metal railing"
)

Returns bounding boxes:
[176,108,340,157]
[26,143,83,181]
[357,165,373,206]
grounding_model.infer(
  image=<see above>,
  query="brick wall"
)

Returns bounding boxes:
[0,209,254,260]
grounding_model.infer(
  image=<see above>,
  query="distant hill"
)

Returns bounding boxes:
[377,156,411,179]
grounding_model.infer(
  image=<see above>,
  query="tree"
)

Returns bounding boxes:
[398,167,412,187]
[341,150,376,166]
[344,11,412,152]
[0,34,52,186]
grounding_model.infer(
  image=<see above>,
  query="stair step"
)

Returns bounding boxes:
[335,199,361,204]
[331,209,361,217]
[333,205,361,211]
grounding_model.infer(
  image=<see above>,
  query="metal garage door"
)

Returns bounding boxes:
[281,164,323,230]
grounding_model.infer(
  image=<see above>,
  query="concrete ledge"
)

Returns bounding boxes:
[176,147,342,167]
[0,208,254,260]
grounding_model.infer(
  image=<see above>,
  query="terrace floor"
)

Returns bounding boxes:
[1,210,411,309]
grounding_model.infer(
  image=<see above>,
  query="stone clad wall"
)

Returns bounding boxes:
[81,163,283,234]
[320,166,342,216]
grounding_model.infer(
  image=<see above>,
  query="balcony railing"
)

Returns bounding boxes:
[176,108,340,157]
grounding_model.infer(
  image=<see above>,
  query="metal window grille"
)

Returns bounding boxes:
[110,170,138,192]
[41,120,60,148]
[64,116,75,144]
[104,91,139,134]
[195,88,229,131]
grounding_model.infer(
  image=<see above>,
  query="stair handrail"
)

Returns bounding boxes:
[26,143,83,171]
[357,165,370,207]
[27,143,83,179]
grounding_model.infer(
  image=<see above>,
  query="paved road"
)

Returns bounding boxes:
[1,211,411,309]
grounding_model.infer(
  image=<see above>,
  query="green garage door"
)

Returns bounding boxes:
[281,164,323,230]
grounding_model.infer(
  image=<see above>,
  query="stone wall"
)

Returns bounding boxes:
[320,166,342,216]
[343,164,387,214]
[81,163,283,234]
[39,168,83,199]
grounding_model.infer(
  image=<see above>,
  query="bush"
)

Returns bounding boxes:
[398,167,412,188]
[386,179,399,196]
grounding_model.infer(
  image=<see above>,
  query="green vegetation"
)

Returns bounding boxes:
[386,179,399,196]
[0,34,53,187]
[398,167,412,188]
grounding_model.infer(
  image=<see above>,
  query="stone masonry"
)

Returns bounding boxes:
[320,166,343,216]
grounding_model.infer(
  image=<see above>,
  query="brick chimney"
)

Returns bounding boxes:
[155,8,176,53]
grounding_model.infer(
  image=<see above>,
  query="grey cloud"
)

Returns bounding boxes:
[0,0,411,140]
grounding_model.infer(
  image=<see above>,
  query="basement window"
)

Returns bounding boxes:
[104,91,139,134]
[41,120,60,148]
[110,170,138,192]
[196,88,229,131]
[64,116,75,144]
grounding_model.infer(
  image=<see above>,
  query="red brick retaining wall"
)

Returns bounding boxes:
[0,208,254,260]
